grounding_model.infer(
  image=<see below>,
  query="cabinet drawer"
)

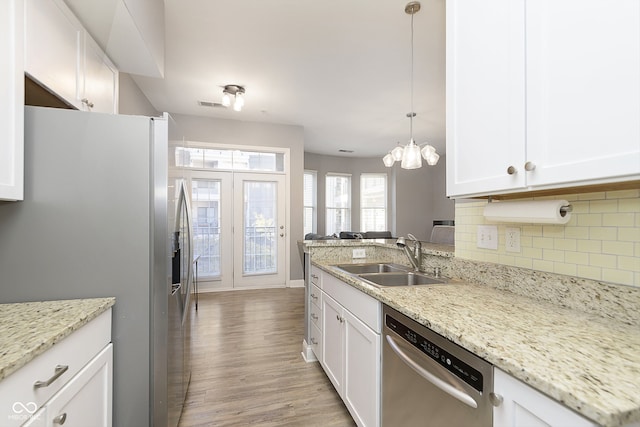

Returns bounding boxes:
[0,309,111,426]
[310,322,323,363]
[310,300,322,329]
[310,284,322,309]
[310,265,322,288]
[323,273,381,333]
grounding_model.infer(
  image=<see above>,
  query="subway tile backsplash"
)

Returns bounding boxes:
[455,190,640,287]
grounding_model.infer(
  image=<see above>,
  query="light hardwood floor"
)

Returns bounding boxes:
[178,288,356,427]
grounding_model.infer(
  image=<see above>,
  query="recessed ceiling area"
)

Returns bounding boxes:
[132,0,446,158]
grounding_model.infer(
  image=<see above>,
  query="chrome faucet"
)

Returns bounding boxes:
[396,234,422,271]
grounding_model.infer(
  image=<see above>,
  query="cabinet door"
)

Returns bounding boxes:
[343,310,380,427]
[322,293,344,395]
[0,0,23,201]
[446,0,526,198]
[525,0,640,187]
[82,34,118,114]
[43,344,113,427]
[493,368,597,427]
[24,0,81,108]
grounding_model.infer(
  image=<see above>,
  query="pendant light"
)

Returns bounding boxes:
[383,1,439,169]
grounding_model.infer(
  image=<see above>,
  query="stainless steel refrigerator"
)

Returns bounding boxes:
[0,106,193,427]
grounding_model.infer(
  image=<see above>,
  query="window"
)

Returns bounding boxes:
[303,170,317,236]
[325,174,351,235]
[360,173,387,232]
[175,147,285,172]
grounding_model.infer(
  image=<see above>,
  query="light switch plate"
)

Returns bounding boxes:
[477,225,498,250]
[352,248,366,259]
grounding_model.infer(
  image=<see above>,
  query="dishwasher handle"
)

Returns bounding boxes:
[385,334,478,409]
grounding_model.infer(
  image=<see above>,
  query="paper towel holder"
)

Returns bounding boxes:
[484,199,574,224]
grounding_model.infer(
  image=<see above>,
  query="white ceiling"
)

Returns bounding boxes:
[132,0,446,158]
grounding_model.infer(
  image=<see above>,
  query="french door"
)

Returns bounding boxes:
[189,171,286,290]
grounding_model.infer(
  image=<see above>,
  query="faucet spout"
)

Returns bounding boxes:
[396,235,422,271]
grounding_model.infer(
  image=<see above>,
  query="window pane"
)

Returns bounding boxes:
[243,181,277,275]
[175,147,284,172]
[303,171,317,235]
[326,175,351,235]
[361,174,386,231]
[191,179,221,277]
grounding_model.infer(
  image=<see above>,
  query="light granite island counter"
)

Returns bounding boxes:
[0,297,115,426]
[303,239,640,427]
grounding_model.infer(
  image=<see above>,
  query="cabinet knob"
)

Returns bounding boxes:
[53,413,67,425]
[524,161,536,171]
[489,392,504,407]
[507,166,517,175]
[81,98,94,109]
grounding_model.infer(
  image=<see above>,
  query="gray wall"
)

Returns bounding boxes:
[118,73,160,116]
[305,152,454,241]
[118,79,305,282]
[171,114,305,282]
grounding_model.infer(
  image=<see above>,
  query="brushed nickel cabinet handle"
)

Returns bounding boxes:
[311,313,318,320]
[524,161,536,171]
[34,365,68,388]
[53,413,67,424]
[507,165,517,175]
[81,98,94,108]
[310,338,318,345]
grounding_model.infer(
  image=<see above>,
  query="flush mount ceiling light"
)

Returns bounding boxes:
[382,1,439,170]
[221,84,245,112]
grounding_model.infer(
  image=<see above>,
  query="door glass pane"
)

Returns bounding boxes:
[191,179,221,277]
[243,181,277,275]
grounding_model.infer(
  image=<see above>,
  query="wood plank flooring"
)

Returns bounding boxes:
[178,288,356,427]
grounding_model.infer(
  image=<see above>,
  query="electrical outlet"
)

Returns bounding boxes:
[506,227,521,253]
[352,248,366,259]
[477,225,498,250]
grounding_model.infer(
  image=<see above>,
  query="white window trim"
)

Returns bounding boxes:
[360,173,388,232]
[325,173,352,235]
[303,170,317,235]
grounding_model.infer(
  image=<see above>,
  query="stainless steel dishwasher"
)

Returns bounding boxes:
[382,305,494,427]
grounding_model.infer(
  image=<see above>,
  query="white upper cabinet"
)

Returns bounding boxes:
[0,0,24,201]
[525,0,640,188]
[63,0,165,78]
[25,0,118,113]
[447,0,640,198]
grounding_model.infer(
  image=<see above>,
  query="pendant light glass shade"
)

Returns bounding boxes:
[383,153,395,167]
[391,145,404,161]
[401,139,422,169]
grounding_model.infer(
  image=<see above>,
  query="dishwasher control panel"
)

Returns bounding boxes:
[385,314,484,393]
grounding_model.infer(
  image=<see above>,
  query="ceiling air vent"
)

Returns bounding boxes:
[338,149,354,153]
[198,100,226,108]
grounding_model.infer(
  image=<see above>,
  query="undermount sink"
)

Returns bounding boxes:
[358,272,445,287]
[333,262,407,275]
[332,262,446,288]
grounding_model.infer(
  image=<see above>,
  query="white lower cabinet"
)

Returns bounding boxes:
[320,273,381,427]
[24,344,112,427]
[0,309,112,427]
[493,368,597,427]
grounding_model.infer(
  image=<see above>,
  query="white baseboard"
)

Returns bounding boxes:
[288,279,304,288]
[301,339,317,363]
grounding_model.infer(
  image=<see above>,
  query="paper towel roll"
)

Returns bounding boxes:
[483,200,572,224]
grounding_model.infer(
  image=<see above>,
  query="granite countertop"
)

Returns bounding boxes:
[0,297,115,382]
[314,261,640,427]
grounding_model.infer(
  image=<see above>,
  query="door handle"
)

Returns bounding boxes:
[385,335,478,409]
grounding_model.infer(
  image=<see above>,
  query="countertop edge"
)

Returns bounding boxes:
[0,297,115,382]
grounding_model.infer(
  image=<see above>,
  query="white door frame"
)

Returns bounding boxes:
[182,142,291,290]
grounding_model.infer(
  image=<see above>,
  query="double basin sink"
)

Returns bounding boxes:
[332,262,446,288]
